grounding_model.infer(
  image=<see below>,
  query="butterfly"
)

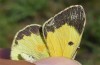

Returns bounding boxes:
[11,5,86,63]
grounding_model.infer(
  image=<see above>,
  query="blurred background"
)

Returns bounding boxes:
[0,0,100,65]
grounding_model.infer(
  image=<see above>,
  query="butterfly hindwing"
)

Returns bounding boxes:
[11,24,49,62]
[43,5,86,58]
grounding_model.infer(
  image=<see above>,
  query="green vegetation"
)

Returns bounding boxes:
[0,0,100,65]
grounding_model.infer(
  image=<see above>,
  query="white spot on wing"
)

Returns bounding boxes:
[21,53,36,63]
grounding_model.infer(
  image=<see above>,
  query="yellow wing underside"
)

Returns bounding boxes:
[11,33,49,60]
[11,25,49,62]
[45,23,82,59]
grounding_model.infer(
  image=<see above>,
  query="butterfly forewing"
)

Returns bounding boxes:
[43,5,86,58]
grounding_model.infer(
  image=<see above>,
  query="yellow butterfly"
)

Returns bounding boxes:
[11,5,86,63]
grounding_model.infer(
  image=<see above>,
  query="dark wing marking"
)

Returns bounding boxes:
[43,5,86,38]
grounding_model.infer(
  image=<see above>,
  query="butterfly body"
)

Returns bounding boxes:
[11,5,86,62]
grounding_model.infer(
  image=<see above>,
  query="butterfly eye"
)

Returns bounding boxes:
[68,41,74,46]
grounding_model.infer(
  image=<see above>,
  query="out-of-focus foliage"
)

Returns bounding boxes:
[0,0,100,65]
[0,0,47,47]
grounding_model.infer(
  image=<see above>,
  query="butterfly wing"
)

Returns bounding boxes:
[42,5,86,59]
[11,24,49,62]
